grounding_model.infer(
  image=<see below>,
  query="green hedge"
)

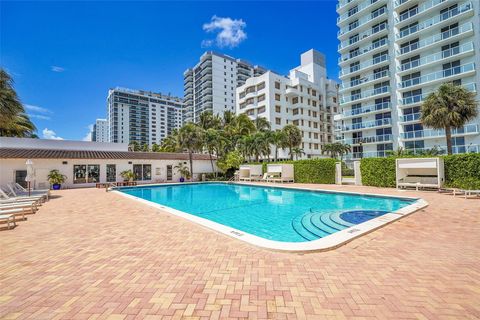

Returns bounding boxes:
[360,153,480,188]
[259,158,336,184]
[360,157,397,187]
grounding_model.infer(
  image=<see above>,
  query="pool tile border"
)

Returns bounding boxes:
[113,182,428,252]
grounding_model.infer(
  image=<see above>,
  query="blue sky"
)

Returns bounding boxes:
[1,1,340,140]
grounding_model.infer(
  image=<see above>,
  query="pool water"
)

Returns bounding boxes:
[119,183,415,243]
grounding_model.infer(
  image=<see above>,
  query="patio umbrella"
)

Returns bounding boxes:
[25,159,34,197]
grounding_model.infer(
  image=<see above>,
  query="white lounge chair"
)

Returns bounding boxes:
[460,189,480,199]
[0,212,16,229]
[11,183,50,200]
[0,201,38,213]
[7,183,49,201]
[1,207,27,222]
[0,188,45,203]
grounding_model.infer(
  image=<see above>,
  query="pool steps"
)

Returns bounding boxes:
[292,210,355,241]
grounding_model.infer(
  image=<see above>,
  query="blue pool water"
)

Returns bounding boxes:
[119,183,415,243]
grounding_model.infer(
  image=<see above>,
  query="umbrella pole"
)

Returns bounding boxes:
[28,181,31,197]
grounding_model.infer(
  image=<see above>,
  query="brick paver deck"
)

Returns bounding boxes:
[1,184,479,319]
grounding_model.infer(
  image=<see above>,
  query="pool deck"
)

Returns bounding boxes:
[1,183,479,319]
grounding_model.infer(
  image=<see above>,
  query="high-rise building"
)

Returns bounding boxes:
[107,87,184,146]
[236,49,339,159]
[335,0,480,160]
[91,119,108,142]
[184,51,267,123]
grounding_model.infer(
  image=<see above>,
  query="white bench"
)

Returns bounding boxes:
[0,213,16,229]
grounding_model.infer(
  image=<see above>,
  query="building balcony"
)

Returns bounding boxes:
[396,0,452,27]
[341,118,392,132]
[397,42,474,74]
[396,2,473,40]
[399,112,421,123]
[341,86,390,105]
[399,63,476,91]
[338,38,388,65]
[407,144,480,155]
[399,81,477,106]
[340,70,389,92]
[285,86,299,98]
[336,0,358,12]
[345,150,389,160]
[338,7,387,39]
[397,23,474,58]
[343,134,393,145]
[339,54,389,78]
[338,22,388,52]
[340,102,391,119]
[400,124,479,140]
[337,0,387,24]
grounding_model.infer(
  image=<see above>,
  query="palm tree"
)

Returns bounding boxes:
[270,130,286,162]
[159,129,179,152]
[386,147,412,157]
[173,162,191,180]
[321,143,337,158]
[0,69,36,137]
[177,123,204,181]
[198,111,221,130]
[254,117,271,132]
[292,147,305,160]
[421,83,478,155]
[204,128,221,176]
[282,124,302,160]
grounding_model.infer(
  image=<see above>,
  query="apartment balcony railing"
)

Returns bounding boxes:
[341,86,390,104]
[339,22,388,51]
[340,54,389,77]
[338,6,386,38]
[397,0,448,24]
[398,42,474,72]
[337,0,386,23]
[343,134,393,145]
[396,2,473,40]
[397,23,473,56]
[337,0,356,11]
[341,118,392,132]
[341,102,391,118]
[407,144,480,155]
[345,150,389,160]
[340,70,389,91]
[400,63,475,89]
[400,124,479,140]
[399,112,421,123]
[338,38,388,64]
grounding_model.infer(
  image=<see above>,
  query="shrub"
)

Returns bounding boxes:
[443,153,480,188]
[360,153,480,188]
[360,157,397,188]
[259,158,336,184]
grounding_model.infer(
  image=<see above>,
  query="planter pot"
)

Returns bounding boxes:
[180,177,185,182]
[52,184,61,190]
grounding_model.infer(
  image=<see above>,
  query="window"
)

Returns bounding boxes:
[443,60,460,77]
[133,164,151,181]
[106,164,116,182]
[257,94,265,102]
[292,97,299,104]
[399,5,418,21]
[275,94,281,101]
[372,5,386,19]
[349,20,358,31]
[73,164,99,184]
[442,42,459,58]
[441,23,459,40]
[275,118,281,125]
[258,106,266,114]
[275,82,280,89]
[275,105,281,113]
[401,55,420,71]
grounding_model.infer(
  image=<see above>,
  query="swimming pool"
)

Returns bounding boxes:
[116,183,427,251]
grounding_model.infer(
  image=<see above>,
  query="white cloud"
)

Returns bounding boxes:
[42,128,64,140]
[51,66,65,73]
[82,124,94,141]
[25,104,51,114]
[29,114,51,120]
[202,15,247,48]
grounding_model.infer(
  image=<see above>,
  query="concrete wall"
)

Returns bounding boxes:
[0,158,217,189]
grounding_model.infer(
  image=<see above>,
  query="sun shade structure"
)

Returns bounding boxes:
[266,164,294,183]
[238,165,263,181]
[396,158,444,191]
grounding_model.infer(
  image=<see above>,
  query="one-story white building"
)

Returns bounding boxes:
[0,137,217,189]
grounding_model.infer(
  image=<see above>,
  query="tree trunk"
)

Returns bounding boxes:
[209,152,215,178]
[189,151,194,181]
[445,125,453,155]
[289,146,293,160]
[274,146,278,162]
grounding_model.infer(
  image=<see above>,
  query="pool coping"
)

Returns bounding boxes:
[112,182,429,252]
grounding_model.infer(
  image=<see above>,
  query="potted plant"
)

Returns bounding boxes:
[174,162,191,182]
[120,170,135,182]
[47,169,67,190]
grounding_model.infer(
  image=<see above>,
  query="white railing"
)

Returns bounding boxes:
[341,102,391,117]
[338,6,386,37]
[343,134,393,145]
[401,124,479,139]
[396,2,472,39]
[340,54,389,77]
[342,118,392,132]
[341,86,390,104]
[400,83,476,106]
[339,22,388,50]
[340,70,389,90]
[399,112,421,122]
[407,144,480,155]
[339,38,388,64]
[398,23,473,56]
[399,42,474,72]
[397,0,446,23]
[400,63,475,88]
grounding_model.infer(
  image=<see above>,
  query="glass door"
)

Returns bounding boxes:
[15,170,27,188]
[166,165,172,181]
